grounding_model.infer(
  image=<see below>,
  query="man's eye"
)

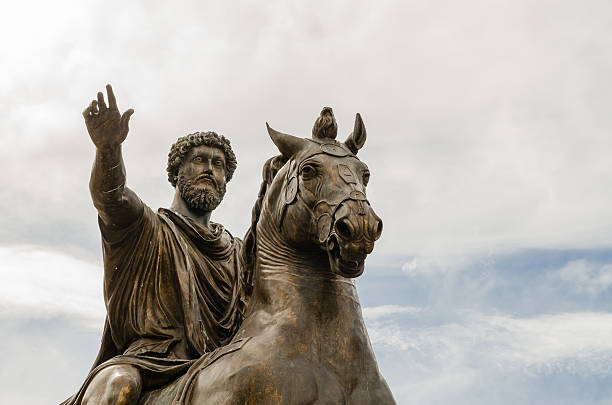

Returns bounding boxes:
[214,161,224,167]
[193,156,202,163]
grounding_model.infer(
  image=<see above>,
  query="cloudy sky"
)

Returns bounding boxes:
[2,1,612,403]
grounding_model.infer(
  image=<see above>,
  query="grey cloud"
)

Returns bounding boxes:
[4,1,612,261]
[5,2,612,403]
[0,315,102,404]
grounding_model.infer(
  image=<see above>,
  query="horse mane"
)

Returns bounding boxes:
[242,154,287,293]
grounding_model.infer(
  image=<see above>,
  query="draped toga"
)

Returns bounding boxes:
[61,204,251,405]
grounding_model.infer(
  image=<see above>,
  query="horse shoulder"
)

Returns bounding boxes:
[190,335,320,405]
[189,341,257,404]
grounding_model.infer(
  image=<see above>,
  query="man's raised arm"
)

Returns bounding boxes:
[83,84,141,229]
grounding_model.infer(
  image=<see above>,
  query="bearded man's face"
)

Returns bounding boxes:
[177,145,227,212]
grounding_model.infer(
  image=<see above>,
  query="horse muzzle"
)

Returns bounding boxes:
[325,200,383,278]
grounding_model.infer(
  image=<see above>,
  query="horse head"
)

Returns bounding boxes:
[262,108,383,278]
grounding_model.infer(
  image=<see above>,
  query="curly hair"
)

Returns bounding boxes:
[167,131,237,187]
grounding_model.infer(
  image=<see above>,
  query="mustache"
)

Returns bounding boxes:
[195,173,218,188]
[178,175,226,212]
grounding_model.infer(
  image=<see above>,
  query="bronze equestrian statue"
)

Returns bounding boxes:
[63,85,395,404]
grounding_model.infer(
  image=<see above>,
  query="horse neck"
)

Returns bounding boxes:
[245,212,365,336]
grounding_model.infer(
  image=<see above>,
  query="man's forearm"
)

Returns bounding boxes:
[91,146,125,205]
[90,145,142,227]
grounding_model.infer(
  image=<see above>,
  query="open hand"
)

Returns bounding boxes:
[82,84,134,149]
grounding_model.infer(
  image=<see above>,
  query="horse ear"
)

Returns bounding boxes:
[344,113,367,155]
[266,123,307,159]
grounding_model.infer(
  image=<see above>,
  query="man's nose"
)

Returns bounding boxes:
[201,159,213,173]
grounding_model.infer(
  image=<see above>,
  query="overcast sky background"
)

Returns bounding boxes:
[2,1,612,404]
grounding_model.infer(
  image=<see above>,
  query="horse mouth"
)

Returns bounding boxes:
[327,236,365,278]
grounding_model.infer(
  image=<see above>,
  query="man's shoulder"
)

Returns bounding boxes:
[100,203,159,245]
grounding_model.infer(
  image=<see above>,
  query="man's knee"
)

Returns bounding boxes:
[82,364,142,405]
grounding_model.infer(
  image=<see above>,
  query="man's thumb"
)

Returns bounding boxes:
[120,109,134,132]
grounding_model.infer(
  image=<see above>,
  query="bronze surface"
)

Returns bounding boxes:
[63,88,394,404]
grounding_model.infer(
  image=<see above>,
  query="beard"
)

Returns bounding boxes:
[177,175,226,212]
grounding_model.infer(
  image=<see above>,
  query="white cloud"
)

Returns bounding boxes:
[400,256,454,276]
[0,245,105,328]
[363,304,422,319]
[553,260,612,295]
[367,308,612,403]
[401,258,419,274]
[399,251,487,277]
[370,310,612,375]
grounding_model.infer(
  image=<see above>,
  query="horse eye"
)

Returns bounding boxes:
[301,165,317,179]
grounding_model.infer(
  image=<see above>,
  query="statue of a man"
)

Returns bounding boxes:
[62,85,250,405]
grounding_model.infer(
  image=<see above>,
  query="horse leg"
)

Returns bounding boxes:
[82,364,142,405]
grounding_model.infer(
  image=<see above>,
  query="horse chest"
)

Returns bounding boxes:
[241,339,377,403]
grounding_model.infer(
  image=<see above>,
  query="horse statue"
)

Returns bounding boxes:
[139,108,395,404]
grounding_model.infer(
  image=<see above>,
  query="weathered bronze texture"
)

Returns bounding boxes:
[63,85,395,404]
[62,85,249,405]
[180,109,395,404]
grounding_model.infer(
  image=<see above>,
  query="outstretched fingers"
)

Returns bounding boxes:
[82,100,98,119]
[120,108,134,133]
[97,92,107,112]
[106,84,117,110]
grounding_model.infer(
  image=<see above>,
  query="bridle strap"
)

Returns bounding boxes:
[277,150,369,247]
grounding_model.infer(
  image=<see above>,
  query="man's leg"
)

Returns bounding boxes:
[82,364,142,405]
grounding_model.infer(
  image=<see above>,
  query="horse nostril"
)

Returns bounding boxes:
[374,219,383,240]
[336,219,353,240]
